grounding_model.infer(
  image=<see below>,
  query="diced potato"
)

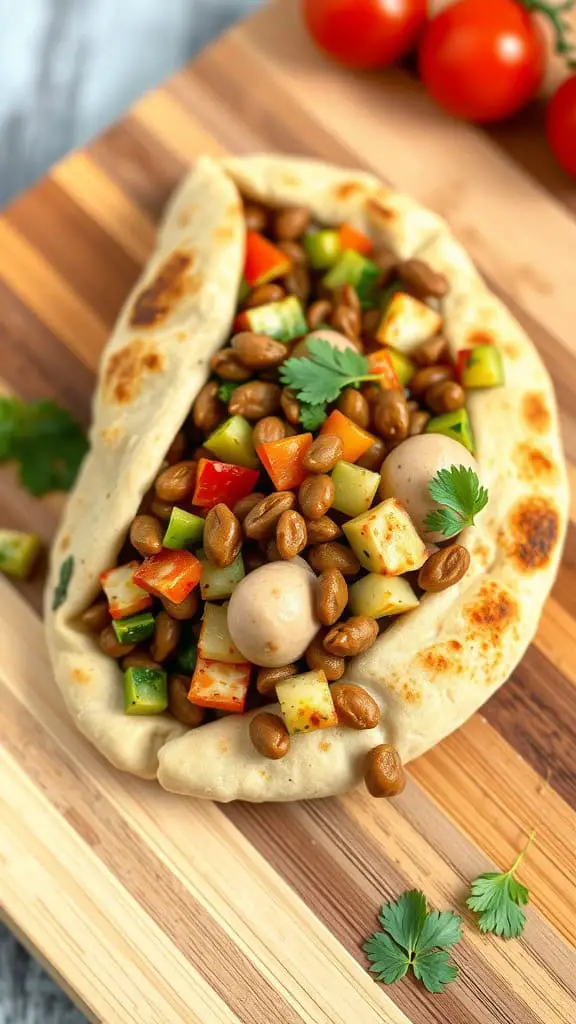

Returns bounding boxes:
[349,574,419,618]
[188,656,251,713]
[376,292,442,354]
[343,499,428,575]
[331,461,380,517]
[198,602,245,663]
[100,561,153,620]
[276,670,338,735]
[200,551,245,600]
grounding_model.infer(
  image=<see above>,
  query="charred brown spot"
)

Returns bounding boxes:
[59,533,71,552]
[515,443,557,484]
[465,581,518,646]
[104,340,165,404]
[333,181,366,200]
[319,740,331,752]
[72,667,90,684]
[506,496,560,572]
[522,392,551,435]
[468,330,495,347]
[401,681,421,705]
[419,641,463,676]
[130,251,194,327]
[367,197,396,222]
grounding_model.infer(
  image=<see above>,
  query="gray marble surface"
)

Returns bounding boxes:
[0,2,261,1021]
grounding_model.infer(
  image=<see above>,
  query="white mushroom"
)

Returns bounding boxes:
[379,434,479,542]
[227,559,320,667]
[291,328,357,359]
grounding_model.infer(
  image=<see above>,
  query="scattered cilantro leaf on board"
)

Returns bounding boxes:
[280,338,380,406]
[364,890,462,994]
[424,465,489,538]
[467,831,535,939]
[0,398,88,497]
[52,555,74,611]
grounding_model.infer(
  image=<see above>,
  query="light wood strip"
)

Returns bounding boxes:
[51,151,156,263]
[535,598,576,687]
[133,90,225,164]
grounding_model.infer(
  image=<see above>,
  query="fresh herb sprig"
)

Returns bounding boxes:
[364,891,462,994]
[425,465,489,538]
[217,380,242,403]
[466,831,535,939]
[280,338,381,406]
[299,402,328,431]
[0,397,88,497]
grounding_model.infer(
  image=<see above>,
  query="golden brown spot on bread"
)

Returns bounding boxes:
[419,640,463,676]
[59,534,70,553]
[465,581,518,647]
[214,224,235,244]
[72,667,90,685]
[333,181,366,200]
[522,392,551,435]
[280,172,300,187]
[468,330,495,347]
[367,197,396,222]
[504,496,560,572]
[99,425,125,448]
[104,340,165,404]
[218,739,229,754]
[515,443,557,484]
[401,681,421,705]
[319,740,331,752]
[130,251,195,327]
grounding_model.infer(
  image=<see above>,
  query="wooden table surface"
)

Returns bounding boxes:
[1,2,575,1021]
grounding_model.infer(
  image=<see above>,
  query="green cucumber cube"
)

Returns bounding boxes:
[204,414,259,469]
[175,629,198,675]
[113,611,155,645]
[163,507,205,550]
[323,250,380,307]
[124,666,168,715]
[461,346,505,388]
[0,529,41,579]
[304,230,341,269]
[426,408,475,453]
[200,551,245,600]
[331,461,380,518]
[243,295,308,343]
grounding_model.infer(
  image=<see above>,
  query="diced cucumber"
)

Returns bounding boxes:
[461,345,505,388]
[349,574,419,618]
[331,461,380,517]
[113,611,155,645]
[0,529,41,579]
[323,250,380,307]
[175,626,198,675]
[304,230,341,269]
[242,295,308,342]
[343,499,428,575]
[124,666,168,715]
[200,551,245,600]
[163,507,205,550]
[426,408,475,453]
[387,348,416,387]
[276,670,338,735]
[204,415,258,469]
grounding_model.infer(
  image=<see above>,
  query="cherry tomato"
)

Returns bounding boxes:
[302,0,427,70]
[547,75,576,177]
[419,0,545,123]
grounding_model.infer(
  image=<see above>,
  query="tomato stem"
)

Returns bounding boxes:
[523,0,576,69]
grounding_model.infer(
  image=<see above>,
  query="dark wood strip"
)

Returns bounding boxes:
[5,178,141,329]
[89,117,184,221]
[0,687,301,1024]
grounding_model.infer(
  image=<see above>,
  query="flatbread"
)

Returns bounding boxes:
[45,155,568,799]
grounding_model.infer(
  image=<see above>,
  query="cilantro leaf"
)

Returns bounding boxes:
[424,464,489,538]
[52,555,74,611]
[364,891,462,994]
[280,338,380,406]
[218,380,242,403]
[299,402,327,432]
[467,831,534,939]
[0,398,88,497]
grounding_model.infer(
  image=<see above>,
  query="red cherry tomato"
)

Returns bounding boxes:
[547,75,576,177]
[419,0,545,123]
[301,0,427,70]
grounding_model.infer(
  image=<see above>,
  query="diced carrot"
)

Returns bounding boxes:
[257,433,313,490]
[320,410,375,463]
[133,549,202,604]
[338,223,373,257]
[366,349,402,391]
[244,231,292,287]
[188,656,251,713]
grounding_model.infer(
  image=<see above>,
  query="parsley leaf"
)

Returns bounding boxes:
[280,338,380,406]
[467,831,535,939]
[364,890,462,994]
[299,402,327,431]
[217,380,242,403]
[0,398,88,497]
[52,555,74,611]
[424,465,489,538]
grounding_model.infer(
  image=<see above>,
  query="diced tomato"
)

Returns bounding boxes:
[320,410,375,463]
[338,223,373,257]
[244,231,292,287]
[456,349,473,383]
[257,433,313,490]
[366,349,402,390]
[100,561,152,620]
[133,549,202,604]
[191,458,259,510]
[188,656,251,713]
[234,311,251,333]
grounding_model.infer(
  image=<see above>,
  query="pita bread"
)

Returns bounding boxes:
[45,155,568,799]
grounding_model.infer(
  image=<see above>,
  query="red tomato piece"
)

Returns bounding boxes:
[302,0,427,70]
[191,458,259,510]
[338,223,373,256]
[366,349,402,390]
[244,231,292,287]
[257,433,313,490]
[133,549,202,604]
[547,75,576,178]
[320,410,375,463]
[419,0,545,123]
[456,349,473,383]
[188,656,251,713]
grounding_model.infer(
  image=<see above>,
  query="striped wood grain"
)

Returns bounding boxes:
[1,1,575,1021]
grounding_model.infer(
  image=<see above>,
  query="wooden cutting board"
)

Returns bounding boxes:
[1,2,575,1021]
